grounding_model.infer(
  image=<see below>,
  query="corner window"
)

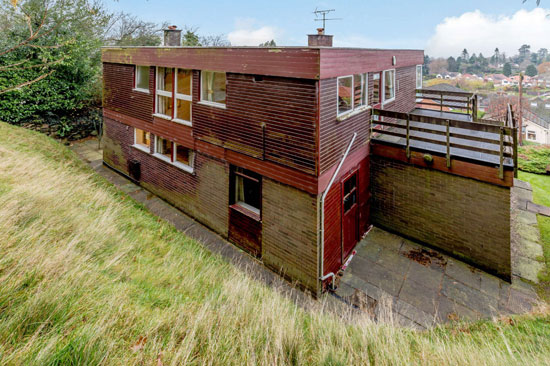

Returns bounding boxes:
[135,66,150,92]
[201,71,226,107]
[154,136,194,172]
[231,166,261,215]
[134,128,150,152]
[337,73,368,116]
[156,67,174,118]
[372,73,381,105]
[175,69,192,124]
[383,69,396,103]
[416,65,423,89]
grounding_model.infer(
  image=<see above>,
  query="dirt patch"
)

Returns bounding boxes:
[404,248,448,268]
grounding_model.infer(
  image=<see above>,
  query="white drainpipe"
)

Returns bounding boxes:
[319,132,357,290]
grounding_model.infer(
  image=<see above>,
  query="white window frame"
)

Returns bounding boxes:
[382,69,396,105]
[173,68,193,126]
[527,130,537,141]
[416,65,423,89]
[153,135,194,173]
[154,67,174,120]
[545,104,550,109]
[133,128,151,153]
[531,102,538,107]
[336,73,369,117]
[199,70,227,109]
[134,65,150,93]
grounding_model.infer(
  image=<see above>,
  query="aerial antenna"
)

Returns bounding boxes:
[313,8,342,30]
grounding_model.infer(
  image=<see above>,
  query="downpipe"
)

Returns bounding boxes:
[318,132,357,291]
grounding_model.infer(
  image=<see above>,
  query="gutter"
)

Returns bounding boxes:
[318,132,357,291]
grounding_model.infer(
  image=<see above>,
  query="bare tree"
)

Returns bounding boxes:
[103,12,167,46]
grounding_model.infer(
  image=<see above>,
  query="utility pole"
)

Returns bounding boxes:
[518,73,523,146]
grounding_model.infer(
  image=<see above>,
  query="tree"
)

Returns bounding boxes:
[103,13,166,46]
[538,48,548,62]
[181,27,201,46]
[423,55,430,75]
[503,62,512,76]
[518,44,531,63]
[526,64,538,77]
[447,56,458,72]
[259,40,276,47]
[461,48,469,61]
[531,53,539,65]
[493,48,500,65]
[538,62,550,75]
[201,34,230,46]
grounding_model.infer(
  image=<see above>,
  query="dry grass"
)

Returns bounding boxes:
[1,122,550,365]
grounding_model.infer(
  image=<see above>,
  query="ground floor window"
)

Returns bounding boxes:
[231,166,261,215]
[134,128,150,151]
[153,136,194,172]
[527,130,537,141]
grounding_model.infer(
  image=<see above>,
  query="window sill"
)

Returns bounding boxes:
[197,100,227,109]
[133,88,150,94]
[230,203,261,222]
[132,144,150,153]
[153,113,173,121]
[173,118,192,127]
[337,105,371,122]
[382,97,396,106]
[152,153,194,174]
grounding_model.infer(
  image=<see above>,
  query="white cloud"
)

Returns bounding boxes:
[227,18,277,46]
[426,8,550,57]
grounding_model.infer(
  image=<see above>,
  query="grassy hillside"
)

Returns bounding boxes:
[1,122,550,365]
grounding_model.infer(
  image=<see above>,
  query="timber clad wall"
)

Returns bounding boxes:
[193,72,318,175]
[103,118,229,235]
[103,63,154,123]
[371,156,511,279]
[262,178,319,293]
[381,66,418,114]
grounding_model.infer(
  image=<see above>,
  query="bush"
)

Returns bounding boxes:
[518,145,550,174]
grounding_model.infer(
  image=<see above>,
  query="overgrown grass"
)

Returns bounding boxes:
[518,171,550,300]
[518,145,550,174]
[1,122,550,365]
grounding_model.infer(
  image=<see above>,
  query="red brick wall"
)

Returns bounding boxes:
[319,65,417,175]
[103,117,229,235]
[371,156,511,279]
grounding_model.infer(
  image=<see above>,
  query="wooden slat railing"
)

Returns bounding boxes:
[372,107,518,179]
[415,88,479,121]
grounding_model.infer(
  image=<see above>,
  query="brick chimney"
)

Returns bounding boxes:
[164,25,182,47]
[308,28,333,47]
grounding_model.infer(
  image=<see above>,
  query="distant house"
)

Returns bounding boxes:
[523,109,550,145]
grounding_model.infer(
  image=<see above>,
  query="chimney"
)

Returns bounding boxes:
[164,25,182,47]
[308,28,333,47]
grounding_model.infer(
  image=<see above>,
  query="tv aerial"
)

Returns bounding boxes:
[313,8,342,30]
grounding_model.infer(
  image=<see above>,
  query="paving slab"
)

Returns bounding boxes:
[527,201,550,217]
[398,276,439,315]
[441,276,499,316]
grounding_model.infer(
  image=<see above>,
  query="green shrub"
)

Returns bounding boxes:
[518,145,550,174]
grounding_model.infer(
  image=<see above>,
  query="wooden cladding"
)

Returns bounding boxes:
[193,72,318,175]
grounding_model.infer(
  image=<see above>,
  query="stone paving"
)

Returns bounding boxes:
[71,138,544,329]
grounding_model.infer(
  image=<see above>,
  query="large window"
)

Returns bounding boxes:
[372,73,381,105]
[337,73,368,116]
[175,69,192,124]
[383,69,396,103]
[134,128,150,152]
[154,136,194,172]
[135,66,150,92]
[201,71,226,107]
[416,65,423,89]
[156,67,174,118]
[527,130,537,141]
[231,166,261,215]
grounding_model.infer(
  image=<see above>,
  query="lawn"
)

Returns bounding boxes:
[1,121,550,365]
[518,171,550,299]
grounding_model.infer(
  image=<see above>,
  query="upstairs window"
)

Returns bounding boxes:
[201,71,226,107]
[231,166,261,215]
[175,69,192,125]
[156,67,174,118]
[153,136,194,172]
[416,65,423,89]
[134,128,150,152]
[135,66,150,92]
[372,73,381,105]
[383,69,396,103]
[337,73,368,116]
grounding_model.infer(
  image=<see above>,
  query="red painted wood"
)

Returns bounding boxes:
[342,170,359,260]
[228,206,262,257]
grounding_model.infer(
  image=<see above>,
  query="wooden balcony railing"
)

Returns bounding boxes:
[415,88,479,121]
[372,106,518,179]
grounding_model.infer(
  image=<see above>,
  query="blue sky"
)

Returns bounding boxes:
[105,0,548,57]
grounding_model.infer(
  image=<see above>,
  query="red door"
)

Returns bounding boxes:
[342,171,359,259]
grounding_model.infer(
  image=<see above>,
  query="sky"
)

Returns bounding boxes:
[104,0,550,58]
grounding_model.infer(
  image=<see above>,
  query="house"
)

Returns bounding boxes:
[523,109,550,144]
[102,27,517,295]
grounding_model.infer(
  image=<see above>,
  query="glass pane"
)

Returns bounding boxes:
[157,67,173,93]
[234,168,261,211]
[361,73,368,106]
[176,99,191,121]
[353,74,363,108]
[157,95,173,117]
[338,76,353,115]
[136,129,150,147]
[156,138,172,160]
[384,70,395,101]
[177,69,192,95]
[136,66,149,90]
[202,71,226,104]
[175,145,191,165]
[372,73,380,104]
[344,175,356,194]
[416,66,422,89]
[344,191,357,212]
